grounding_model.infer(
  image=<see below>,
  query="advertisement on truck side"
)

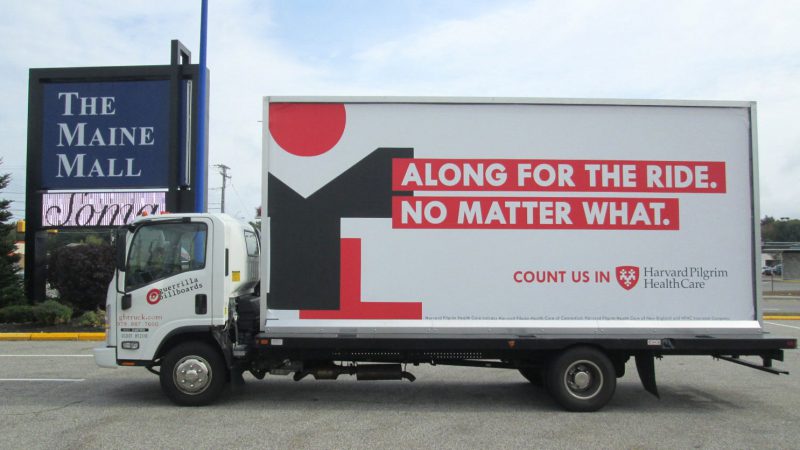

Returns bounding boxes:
[263,99,757,331]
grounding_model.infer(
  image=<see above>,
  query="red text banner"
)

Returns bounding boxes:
[392,196,680,230]
[392,158,726,193]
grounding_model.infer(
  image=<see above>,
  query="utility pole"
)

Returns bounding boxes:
[213,164,231,213]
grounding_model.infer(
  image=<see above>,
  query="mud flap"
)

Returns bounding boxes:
[635,353,659,398]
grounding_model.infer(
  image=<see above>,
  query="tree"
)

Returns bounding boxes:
[0,159,25,306]
[761,216,800,242]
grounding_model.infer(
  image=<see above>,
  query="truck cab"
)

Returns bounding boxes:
[94,213,259,402]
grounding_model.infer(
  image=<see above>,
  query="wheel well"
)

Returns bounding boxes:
[554,344,629,378]
[154,330,221,363]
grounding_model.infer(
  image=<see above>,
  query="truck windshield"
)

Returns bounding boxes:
[125,222,207,291]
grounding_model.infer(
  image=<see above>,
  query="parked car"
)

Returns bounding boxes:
[763,264,783,276]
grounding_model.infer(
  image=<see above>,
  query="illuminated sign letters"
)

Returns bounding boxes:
[42,192,166,227]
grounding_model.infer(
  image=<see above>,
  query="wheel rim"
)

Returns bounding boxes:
[563,359,603,400]
[174,355,213,395]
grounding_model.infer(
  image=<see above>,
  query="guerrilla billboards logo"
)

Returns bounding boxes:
[146,288,161,304]
[145,277,203,306]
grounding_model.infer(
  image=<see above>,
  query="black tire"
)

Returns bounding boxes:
[545,346,616,412]
[160,341,228,406]
[519,367,545,387]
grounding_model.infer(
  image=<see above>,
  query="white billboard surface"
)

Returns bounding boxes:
[263,99,758,335]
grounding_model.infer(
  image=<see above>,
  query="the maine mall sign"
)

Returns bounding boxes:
[41,80,170,189]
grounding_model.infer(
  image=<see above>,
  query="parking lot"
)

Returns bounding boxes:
[1,321,799,449]
[762,276,800,295]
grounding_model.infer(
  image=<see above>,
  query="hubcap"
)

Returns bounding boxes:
[564,360,603,400]
[573,370,591,389]
[174,356,213,395]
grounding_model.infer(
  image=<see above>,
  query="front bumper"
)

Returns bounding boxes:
[93,346,117,368]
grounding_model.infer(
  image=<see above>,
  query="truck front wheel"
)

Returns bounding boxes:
[546,346,616,412]
[160,341,227,406]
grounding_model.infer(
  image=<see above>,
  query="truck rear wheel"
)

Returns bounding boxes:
[160,342,227,406]
[546,346,616,412]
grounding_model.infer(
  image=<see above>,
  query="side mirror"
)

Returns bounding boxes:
[115,228,128,272]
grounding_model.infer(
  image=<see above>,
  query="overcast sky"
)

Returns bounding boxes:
[1,0,798,221]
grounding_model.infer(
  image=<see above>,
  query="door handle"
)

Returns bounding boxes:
[121,294,132,310]
[195,294,207,315]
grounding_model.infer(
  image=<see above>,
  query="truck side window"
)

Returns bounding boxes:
[125,222,208,291]
[244,230,259,256]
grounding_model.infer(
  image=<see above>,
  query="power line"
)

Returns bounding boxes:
[227,179,250,217]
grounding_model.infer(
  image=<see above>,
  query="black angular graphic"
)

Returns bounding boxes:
[267,148,413,310]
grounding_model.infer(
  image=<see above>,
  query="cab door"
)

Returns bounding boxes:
[117,218,213,361]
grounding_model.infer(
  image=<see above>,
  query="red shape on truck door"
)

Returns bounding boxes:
[300,238,422,320]
[269,103,346,157]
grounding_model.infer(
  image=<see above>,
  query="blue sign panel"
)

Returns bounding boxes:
[41,80,170,189]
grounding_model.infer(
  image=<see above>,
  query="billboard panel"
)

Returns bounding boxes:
[264,99,757,332]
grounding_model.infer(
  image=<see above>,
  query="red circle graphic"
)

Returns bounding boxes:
[146,289,162,305]
[269,103,346,157]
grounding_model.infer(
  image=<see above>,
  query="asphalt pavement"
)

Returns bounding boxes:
[764,297,800,315]
[761,276,800,295]
[1,321,799,449]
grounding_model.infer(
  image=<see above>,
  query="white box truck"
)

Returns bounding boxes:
[95,97,796,411]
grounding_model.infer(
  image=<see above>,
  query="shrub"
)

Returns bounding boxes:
[0,285,26,308]
[48,243,114,312]
[0,305,37,323]
[76,310,105,328]
[32,300,72,325]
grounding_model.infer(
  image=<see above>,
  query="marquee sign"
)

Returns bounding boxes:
[42,192,166,227]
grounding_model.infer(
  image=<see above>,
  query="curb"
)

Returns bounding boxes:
[0,332,106,341]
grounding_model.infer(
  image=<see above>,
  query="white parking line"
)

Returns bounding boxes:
[765,321,800,330]
[0,378,85,382]
[0,355,93,357]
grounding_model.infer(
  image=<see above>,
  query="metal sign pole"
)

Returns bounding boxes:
[195,0,209,213]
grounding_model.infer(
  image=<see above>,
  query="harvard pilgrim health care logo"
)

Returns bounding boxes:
[616,266,640,290]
